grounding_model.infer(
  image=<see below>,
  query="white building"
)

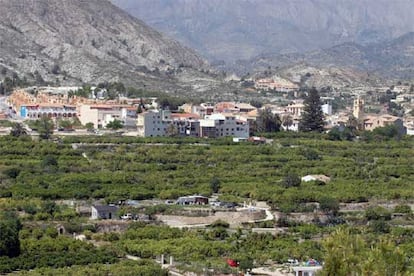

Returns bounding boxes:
[286,102,305,117]
[19,104,77,119]
[321,97,333,115]
[200,113,249,138]
[136,110,250,138]
[78,104,127,129]
[136,110,172,137]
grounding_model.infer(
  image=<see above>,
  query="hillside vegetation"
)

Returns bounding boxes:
[0,134,413,274]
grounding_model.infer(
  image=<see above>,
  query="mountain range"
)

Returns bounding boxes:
[238,32,414,80]
[113,0,414,65]
[0,0,412,99]
[0,0,226,95]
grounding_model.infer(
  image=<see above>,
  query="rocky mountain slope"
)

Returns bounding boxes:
[244,32,414,80]
[0,0,224,94]
[113,0,414,63]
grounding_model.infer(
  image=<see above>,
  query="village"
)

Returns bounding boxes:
[2,77,414,138]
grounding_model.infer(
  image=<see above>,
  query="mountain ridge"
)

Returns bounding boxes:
[113,0,414,63]
[0,0,216,94]
[230,32,414,81]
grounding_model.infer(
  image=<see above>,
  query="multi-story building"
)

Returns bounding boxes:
[363,114,406,133]
[137,110,250,138]
[321,97,333,115]
[286,101,305,117]
[78,104,128,129]
[200,113,249,138]
[214,102,256,114]
[136,110,172,137]
[20,104,77,119]
[171,113,201,137]
[255,78,299,92]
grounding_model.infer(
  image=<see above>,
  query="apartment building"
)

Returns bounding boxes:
[136,110,172,137]
[200,113,249,138]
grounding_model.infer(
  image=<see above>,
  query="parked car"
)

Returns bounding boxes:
[121,213,133,220]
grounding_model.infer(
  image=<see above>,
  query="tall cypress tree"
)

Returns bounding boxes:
[299,87,325,132]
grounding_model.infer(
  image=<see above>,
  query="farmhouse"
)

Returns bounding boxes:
[91,205,119,220]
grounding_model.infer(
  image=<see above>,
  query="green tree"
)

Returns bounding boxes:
[58,119,73,130]
[10,122,27,137]
[106,119,123,130]
[256,107,281,132]
[85,122,95,131]
[281,174,301,188]
[321,228,409,275]
[238,256,254,273]
[165,123,179,137]
[281,114,293,131]
[41,155,58,173]
[210,177,221,193]
[250,100,263,108]
[41,200,58,216]
[372,124,403,140]
[35,116,54,139]
[365,206,391,221]
[319,197,339,215]
[393,204,412,214]
[0,212,21,257]
[299,87,324,132]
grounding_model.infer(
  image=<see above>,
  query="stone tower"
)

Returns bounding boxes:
[353,95,364,119]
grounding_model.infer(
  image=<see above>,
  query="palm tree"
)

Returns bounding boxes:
[282,114,293,131]
[256,107,281,133]
[347,115,363,132]
[10,123,27,137]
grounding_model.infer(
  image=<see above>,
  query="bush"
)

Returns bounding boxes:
[369,220,390,233]
[45,227,58,238]
[209,220,229,228]
[393,204,412,214]
[3,167,20,179]
[319,197,340,215]
[365,206,392,221]
[281,174,301,188]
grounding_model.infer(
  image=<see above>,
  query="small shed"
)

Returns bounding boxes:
[91,205,119,220]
